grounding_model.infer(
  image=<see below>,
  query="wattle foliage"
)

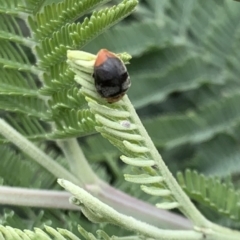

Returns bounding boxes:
[0,0,240,239]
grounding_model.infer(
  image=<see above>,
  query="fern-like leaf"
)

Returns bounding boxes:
[83,20,176,57]
[0,40,36,73]
[5,114,49,141]
[192,134,240,177]
[36,0,138,68]
[0,225,81,240]
[0,68,38,96]
[66,51,206,223]
[0,144,55,188]
[24,0,47,14]
[0,0,24,15]
[128,54,223,108]
[49,86,86,110]
[0,224,116,240]
[28,0,110,40]
[0,15,32,46]
[50,109,96,139]
[0,95,49,120]
[177,169,240,221]
[39,63,75,96]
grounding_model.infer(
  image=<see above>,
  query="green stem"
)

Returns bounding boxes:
[57,138,98,184]
[123,97,207,226]
[97,180,192,230]
[59,179,204,240]
[66,50,240,238]
[122,96,240,238]
[0,118,80,185]
[57,137,192,230]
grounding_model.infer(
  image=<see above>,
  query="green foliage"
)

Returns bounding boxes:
[0,0,138,141]
[0,0,24,15]
[0,0,140,238]
[0,15,27,44]
[177,170,240,221]
[1,0,240,238]
[32,0,138,139]
[0,224,115,240]
[0,144,56,188]
[51,108,96,139]
[0,69,38,96]
[79,0,240,231]
[0,225,81,240]
[35,0,138,68]
[0,41,34,71]
[28,0,110,39]
[83,0,240,191]
[69,51,197,218]
[144,93,240,149]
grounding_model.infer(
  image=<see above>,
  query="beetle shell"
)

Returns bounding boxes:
[93,49,131,103]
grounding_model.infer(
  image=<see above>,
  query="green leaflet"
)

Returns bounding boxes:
[0,15,30,45]
[30,0,138,140]
[83,21,172,56]
[177,169,240,221]
[193,134,240,176]
[0,225,82,240]
[28,0,110,39]
[128,54,223,108]
[0,0,24,15]
[0,68,38,96]
[51,109,96,139]
[0,41,36,73]
[35,0,138,68]
[0,95,49,120]
[0,144,56,188]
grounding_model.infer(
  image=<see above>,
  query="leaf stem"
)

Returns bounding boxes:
[123,96,208,225]
[57,138,99,184]
[97,180,192,230]
[67,50,240,239]
[57,137,192,230]
[59,179,204,240]
[122,96,240,238]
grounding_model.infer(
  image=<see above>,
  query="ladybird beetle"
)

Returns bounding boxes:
[93,49,131,103]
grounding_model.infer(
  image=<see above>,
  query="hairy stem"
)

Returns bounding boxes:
[59,179,240,239]
[59,179,203,240]
[122,96,208,226]
[0,183,192,230]
[123,96,240,238]
[97,180,192,230]
[57,137,192,230]
[0,117,194,230]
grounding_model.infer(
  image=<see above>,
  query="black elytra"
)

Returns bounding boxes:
[93,49,131,103]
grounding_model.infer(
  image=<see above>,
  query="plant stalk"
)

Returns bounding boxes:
[57,138,98,184]
[0,186,77,210]
[59,179,204,240]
